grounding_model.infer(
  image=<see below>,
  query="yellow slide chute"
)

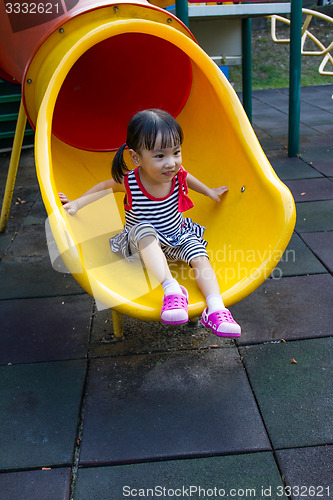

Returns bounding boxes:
[1,0,295,321]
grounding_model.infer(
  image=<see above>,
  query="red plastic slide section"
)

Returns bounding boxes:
[0,0,103,83]
[52,33,193,151]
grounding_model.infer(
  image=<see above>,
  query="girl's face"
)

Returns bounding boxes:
[129,132,182,185]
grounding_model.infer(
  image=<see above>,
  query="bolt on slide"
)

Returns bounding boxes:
[0,0,295,320]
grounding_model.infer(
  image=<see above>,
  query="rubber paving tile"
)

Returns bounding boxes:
[266,149,292,160]
[299,134,333,149]
[239,337,333,449]
[0,258,83,299]
[300,109,333,127]
[284,178,333,202]
[262,127,291,141]
[3,223,49,260]
[79,349,271,465]
[311,160,333,177]
[297,124,322,138]
[252,107,287,119]
[253,88,289,107]
[299,84,333,98]
[269,157,322,181]
[74,452,284,500]
[271,232,327,277]
[0,468,71,500]
[254,96,289,111]
[253,126,271,140]
[251,118,287,132]
[90,307,233,358]
[0,174,39,203]
[0,295,92,365]
[300,231,333,272]
[258,138,284,151]
[0,360,86,470]
[276,446,333,499]
[295,200,333,232]
[232,274,333,344]
[0,187,40,233]
[299,100,325,113]
[300,146,333,163]
[0,233,12,256]
[257,127,291,143]
[0,147,35,176]
[313,124,333,138]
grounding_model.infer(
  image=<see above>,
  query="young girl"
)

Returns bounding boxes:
[59,109,241,337]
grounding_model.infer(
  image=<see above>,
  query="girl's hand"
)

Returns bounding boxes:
[59,192,71,205]
[208,186,228,202]
[63,200,79,216]
[59,193,79,215]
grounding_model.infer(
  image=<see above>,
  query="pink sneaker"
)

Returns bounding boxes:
[201,308,241,338]
[161,286,189,325]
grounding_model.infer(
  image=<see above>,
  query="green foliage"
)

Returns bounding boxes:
[229,22,333,91]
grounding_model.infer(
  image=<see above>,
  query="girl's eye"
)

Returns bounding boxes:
[155,154,164,159]
[174,150,181,156]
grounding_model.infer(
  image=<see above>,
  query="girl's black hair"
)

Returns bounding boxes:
[112,109,184,183]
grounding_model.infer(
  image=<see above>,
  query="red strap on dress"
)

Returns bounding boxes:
[124,167,194,212]
[123,173,132,210]
[177,167,194,212]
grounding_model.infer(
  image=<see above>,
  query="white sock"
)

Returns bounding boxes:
[162,279,182,296]
[206,294,225,315]
[161,279,188,323]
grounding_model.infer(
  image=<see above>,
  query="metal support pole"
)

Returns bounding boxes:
[242,17,253,124]
[112,310,124,338]
[0,99,27,232]
[175,0,189,27]
[288,0,302,157]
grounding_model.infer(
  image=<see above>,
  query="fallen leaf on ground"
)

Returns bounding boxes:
[16,197,27,204]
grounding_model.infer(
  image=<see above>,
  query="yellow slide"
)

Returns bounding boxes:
[21,1,295,321]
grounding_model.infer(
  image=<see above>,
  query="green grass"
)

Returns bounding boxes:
[229,19,333,91]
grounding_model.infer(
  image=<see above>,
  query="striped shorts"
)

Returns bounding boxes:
[128,222,209,265]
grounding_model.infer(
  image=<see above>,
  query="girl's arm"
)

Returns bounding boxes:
[60,179,126,215]
[186,173,228,203]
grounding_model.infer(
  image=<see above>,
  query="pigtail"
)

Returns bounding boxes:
[112,144,129,183]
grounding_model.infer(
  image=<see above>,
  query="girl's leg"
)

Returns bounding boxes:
[190,256,221,300]
[138,234,173,284]
[191,256,241,337]
[138,235,188,324]
[129,223,176,286]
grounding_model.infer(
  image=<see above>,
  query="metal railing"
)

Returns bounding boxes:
[270,8,333,76]
[0,80,34,150]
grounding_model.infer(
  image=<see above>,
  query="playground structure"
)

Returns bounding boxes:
[270,8,333,76]
[174,1,292,72]
[0,0,296,335]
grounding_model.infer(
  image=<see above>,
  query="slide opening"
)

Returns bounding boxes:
[36,21,295,316]
[52,32,193,152]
